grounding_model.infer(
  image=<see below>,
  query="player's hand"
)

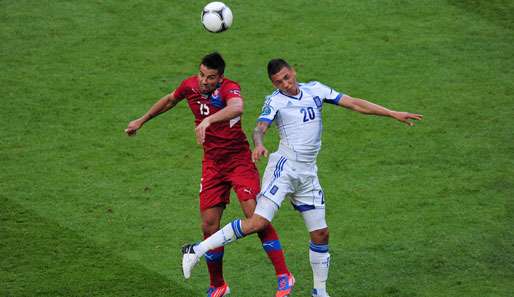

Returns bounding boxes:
[195,118,211,144]
[252,145,268,162]
[125,119,144,136]
[391,111,423,126]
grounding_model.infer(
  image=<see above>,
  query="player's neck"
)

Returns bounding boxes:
[281,85,300,97]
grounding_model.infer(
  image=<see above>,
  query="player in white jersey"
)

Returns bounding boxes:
[182,59,423,297]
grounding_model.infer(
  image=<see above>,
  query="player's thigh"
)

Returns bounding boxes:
[292,173,328,232]
[259,152,294,207]
[228,157,261,204]
[253,195,280,224]
[200,160,231,211]
[292,170,325,209]
[239,199,257,218]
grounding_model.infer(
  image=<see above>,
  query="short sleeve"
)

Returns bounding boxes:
[220,81,242,102]
[173,79,189,100]
[316,82,344,105]
[257,96,278,123]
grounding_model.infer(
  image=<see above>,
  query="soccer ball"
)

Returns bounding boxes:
[201,2,233,33]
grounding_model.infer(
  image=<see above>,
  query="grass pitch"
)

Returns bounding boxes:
[1,1,513,296]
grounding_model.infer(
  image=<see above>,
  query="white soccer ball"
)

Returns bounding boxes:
[201,2,233,33]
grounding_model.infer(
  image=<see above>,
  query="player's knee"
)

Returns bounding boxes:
[310,227,329,244]
[243,215,269,234]
[239,200,257,218]
[201,219,220,235]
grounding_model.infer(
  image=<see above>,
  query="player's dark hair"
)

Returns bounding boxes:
[267,58,291,78]
[201,52,225,75]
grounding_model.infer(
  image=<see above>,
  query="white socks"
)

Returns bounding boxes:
[309,241,330,292]
[194,219,245,257]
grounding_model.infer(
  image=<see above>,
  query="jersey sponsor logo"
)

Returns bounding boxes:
[261,105,273,116]
[270,185,279,195]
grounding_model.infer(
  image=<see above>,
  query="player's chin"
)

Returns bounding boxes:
[200,85,213,93]
[284,88,296,95]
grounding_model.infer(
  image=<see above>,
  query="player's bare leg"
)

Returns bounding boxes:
[200,205,230,296]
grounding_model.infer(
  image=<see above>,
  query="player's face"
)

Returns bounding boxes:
[198,64,223,94]
[270,67,299,96]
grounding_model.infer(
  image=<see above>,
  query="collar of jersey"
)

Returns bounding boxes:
[279,89,303,100]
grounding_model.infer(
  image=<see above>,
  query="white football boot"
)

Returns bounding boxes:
[181,244,200,279]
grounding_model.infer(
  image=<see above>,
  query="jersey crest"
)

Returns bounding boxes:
[209,89,224,108]
[313,96,322,108]
[261,105,273,116]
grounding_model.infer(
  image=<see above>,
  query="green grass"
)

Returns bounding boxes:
[1,0,513,296]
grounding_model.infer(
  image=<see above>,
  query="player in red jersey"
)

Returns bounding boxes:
[125,53,292,297]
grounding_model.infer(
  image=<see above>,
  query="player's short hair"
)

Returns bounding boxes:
[201,52,225,75]
[267,58,291,78]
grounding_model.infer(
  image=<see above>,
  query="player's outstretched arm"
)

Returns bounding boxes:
[195,97,243,144]
[338,95,423,126]
[252,121,270,162]
[125,92,181,136]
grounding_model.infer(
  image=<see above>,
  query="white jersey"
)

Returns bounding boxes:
[257,81,344,162]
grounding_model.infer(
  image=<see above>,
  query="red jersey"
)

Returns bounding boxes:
[173,76,250,160]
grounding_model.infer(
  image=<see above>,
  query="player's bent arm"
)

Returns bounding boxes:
[338,95,423,126]
[125,92,181,136]
[139,91,181,123]
[203,97,243,125]
[252,121,270,161]
[253,121,270,147]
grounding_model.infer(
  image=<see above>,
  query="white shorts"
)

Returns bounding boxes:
[254,152,327,232]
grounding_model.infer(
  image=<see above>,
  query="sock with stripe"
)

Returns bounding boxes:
[309,241,330,291]
[258,224,289,275]
[194,219,245,257]
[204,245,225,287]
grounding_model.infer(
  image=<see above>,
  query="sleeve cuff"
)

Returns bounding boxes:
[257,117,273,123]
[324,93,343,105]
